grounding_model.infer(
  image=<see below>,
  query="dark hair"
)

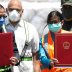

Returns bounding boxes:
[47,10,63,24]
[0,4,6,18]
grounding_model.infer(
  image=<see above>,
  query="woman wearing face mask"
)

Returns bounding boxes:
[39,10,72,72]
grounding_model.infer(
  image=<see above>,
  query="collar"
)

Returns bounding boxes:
[6,19,24,27]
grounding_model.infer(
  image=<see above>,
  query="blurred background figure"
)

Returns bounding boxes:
[0,4,6,33]
[61,0,72,31]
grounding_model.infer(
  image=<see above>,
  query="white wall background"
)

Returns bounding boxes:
[0,0,61,2]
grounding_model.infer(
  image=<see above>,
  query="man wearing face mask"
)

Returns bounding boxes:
[39,10,72,72]
[5,0,40,72]
[0,4,6,33]
[61,0,72,31]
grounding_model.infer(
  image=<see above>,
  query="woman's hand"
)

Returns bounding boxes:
[50,58,59,66]
[52,58,59,64]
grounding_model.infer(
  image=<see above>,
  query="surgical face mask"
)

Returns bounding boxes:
[0,17,5,26]
[8,10,20,22]
[48,22,62,33]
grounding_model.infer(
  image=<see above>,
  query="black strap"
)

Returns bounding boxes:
[13,32,29,61]
[13,22,29,61]
[0,27,3,33]
[20,21,29,60]
[44,34,50,59]
[44,34,53,69]
[13,32,20,60]
[20,41,29,60]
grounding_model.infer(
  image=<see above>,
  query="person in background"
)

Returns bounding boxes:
[0,4,11,72]
[61,0,72,31]
[39,10,72,72]
[5,0,40,72]
[0,4,6,33]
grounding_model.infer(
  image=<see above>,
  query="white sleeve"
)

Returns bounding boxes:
[32,27,39,53]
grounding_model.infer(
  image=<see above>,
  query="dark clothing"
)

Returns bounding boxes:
[62,21,72,31]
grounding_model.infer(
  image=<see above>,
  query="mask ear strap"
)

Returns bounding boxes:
[1,17,7,33]
[61,20,64,26]
[2,24,7,33]
[6,8,9,15]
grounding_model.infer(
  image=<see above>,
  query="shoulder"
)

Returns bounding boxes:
[24,21,37,31]
[42,32,48,44]
[43,26,49,35]
[24,21,39,41]
[61,29,72,33]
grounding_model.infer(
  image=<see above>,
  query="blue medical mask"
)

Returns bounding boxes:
[0,17,5,27]
[48,22,62,33]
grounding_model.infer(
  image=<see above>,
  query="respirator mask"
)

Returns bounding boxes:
[8,10,20,22]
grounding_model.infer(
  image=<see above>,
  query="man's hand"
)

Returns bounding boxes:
[10,56,20,66]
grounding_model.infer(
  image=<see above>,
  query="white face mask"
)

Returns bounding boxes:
[8,10,20,22]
